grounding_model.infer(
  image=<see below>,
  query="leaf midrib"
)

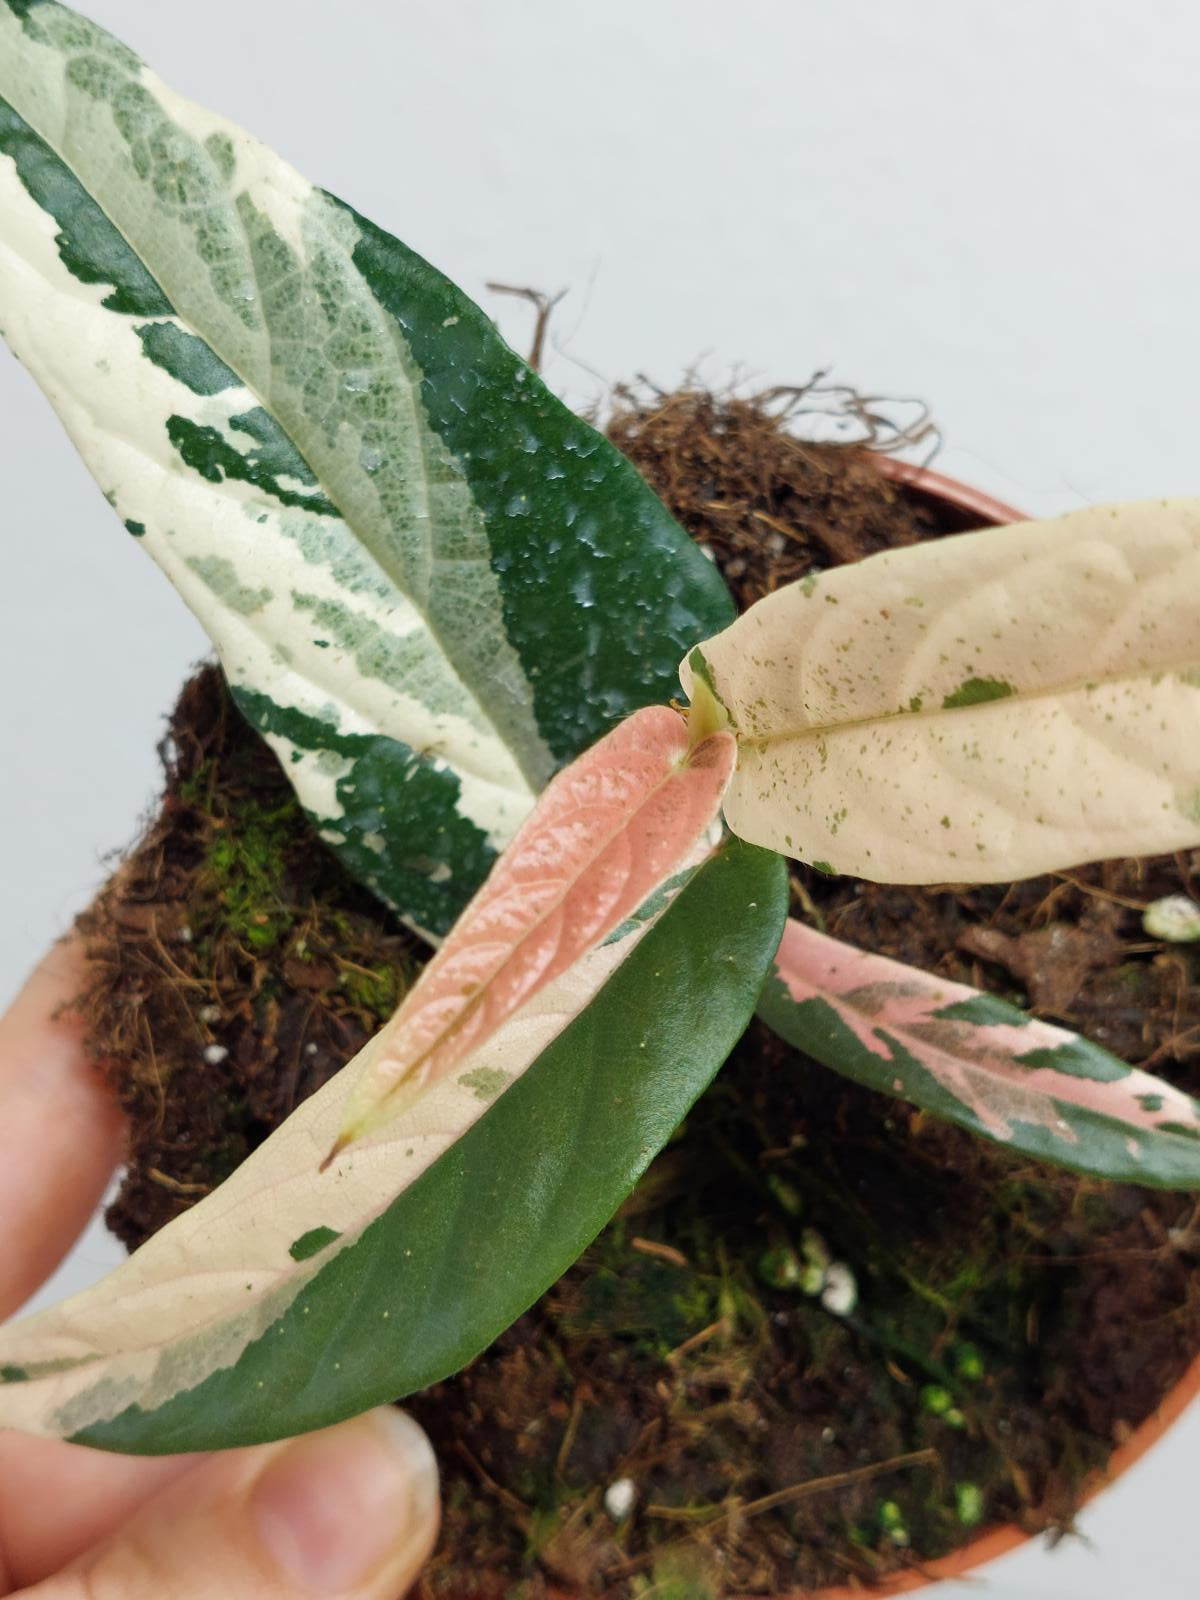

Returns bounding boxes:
[369,736,717,1118]
[734,656,1200,750]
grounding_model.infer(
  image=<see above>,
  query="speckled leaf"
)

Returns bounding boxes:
[0,1,731,939]
[681,500,1200,883]
[758,919,1200,1188]
[333,707,736,1154]
[0,838,787,1451]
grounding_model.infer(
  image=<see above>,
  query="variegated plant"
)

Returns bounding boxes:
[2,0,1200,1453]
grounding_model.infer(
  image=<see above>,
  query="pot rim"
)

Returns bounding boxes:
[871,453,1024,527]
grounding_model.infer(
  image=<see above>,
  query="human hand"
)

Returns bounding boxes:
[0,942,441,1598]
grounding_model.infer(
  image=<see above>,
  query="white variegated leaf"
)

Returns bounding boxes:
[0,836,786,1450]
[0,0,731,938]
[0,888,672,1441]
[682,499,1200,883]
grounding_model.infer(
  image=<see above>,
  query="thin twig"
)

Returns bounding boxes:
[485,282,567,372]
[631,1236,689,1268]
[454,1441,531,1522]
[139,1010,167,1135]
[666,1316,732,1365]
[146,1167,209,1196]
[615,1449,939,1580]
[738,1448,939,1522]
[644,1447,939,1526]
[1051,871,1148,912]
[555,1392,584,1480]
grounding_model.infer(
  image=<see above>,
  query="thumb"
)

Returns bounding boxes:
[21,1410,439,1600]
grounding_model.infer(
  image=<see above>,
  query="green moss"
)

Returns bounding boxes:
[201,794,301,952]
[955,1482,985,1527]
[765,1171,804,1216]
[640,1549,722,1599]
[758,1242,805,1291]
[953,1341,986,1381]
[176,757,215,809]
[338,960,404,1020]
[562,1223,717,1360]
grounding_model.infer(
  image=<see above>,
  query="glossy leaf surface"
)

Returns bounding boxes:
[335,706,736,1152]
[759,919,1200,1188]
[0,0,731,937]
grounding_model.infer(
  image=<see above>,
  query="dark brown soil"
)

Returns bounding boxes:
[74,672,424,1249]
[76,389,1200,1599]
[604,385,937,610]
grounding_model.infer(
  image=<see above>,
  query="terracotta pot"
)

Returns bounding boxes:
[871,454,1023,530]
[546,458,1200,1600]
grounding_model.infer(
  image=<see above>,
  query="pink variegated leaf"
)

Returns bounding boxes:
[329,707,737,1159]
[758,919,1200,1188]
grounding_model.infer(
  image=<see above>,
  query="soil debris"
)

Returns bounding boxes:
[605,381,937,610]
[956,915,1124,1018]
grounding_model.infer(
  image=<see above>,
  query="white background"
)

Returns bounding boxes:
[1,3,1197,1594]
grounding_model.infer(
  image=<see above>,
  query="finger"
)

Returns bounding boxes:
[0,1434,196,1593]
[0,939,124,1317]
[19,1409,440,1600]
[0,944,176,1595]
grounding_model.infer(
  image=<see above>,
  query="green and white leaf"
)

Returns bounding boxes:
[0,838,788,1452]
[682,499,1200,884]
[0,0,732,938]
[759,918,1200,1189]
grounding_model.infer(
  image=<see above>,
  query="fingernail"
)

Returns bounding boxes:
[253,1409,439,1594]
